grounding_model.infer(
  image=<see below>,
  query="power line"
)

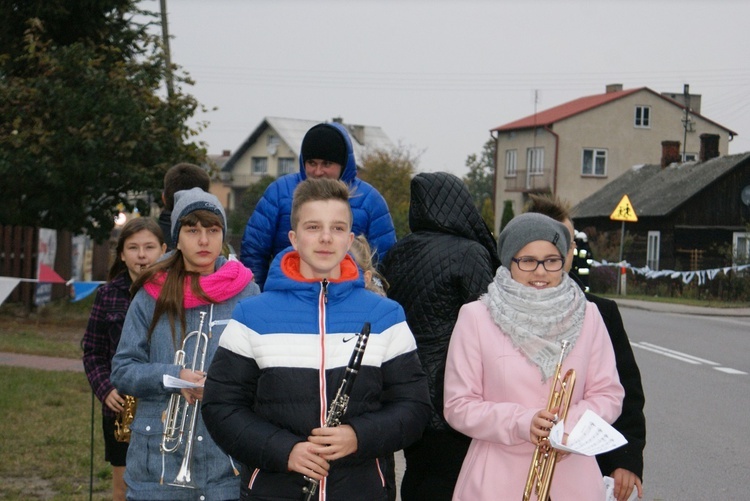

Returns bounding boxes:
[177,64,750,94]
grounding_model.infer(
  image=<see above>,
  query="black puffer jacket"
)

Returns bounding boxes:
[382,172,500,431]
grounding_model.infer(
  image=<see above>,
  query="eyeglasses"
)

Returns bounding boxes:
[510,257,565,272]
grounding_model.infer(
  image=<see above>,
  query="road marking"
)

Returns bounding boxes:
[631,341,746,375]
[714,367,748,375]
[631,342,701,364]
[638,342,719,365]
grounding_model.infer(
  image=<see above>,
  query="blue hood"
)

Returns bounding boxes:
[298,122,357,184]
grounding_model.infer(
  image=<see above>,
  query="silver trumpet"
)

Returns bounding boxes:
[161,311,208,489]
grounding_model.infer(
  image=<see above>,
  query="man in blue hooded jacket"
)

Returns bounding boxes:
[240,122,397,289]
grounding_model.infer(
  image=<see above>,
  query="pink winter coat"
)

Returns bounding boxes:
[444,300,624,501]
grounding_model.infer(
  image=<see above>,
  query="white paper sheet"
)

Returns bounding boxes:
[548,409,627,456]
[603,475,639,501]
[163,374,204,389]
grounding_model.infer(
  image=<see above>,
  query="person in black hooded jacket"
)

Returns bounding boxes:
[381,172,500,501]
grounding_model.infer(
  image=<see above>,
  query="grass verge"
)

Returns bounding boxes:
[0,366,111,500]
[0,298,93,358]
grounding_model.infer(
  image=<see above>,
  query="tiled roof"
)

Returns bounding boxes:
[492,87,737,135]
[572,152,750,219]
[493,88,643,131]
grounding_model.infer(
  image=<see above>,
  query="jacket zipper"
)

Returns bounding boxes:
[321,278,329,303]
[318,278,329,496]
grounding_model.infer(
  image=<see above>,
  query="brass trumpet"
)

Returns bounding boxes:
[522,340,576,501]
[161,311,208,489]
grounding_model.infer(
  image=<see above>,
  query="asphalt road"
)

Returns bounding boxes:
[619,306,750,501]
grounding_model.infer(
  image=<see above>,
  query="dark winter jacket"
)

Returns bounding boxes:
[381,172,500,432]
[239,122,396,289]
[157,209,174,250]
[570,274,646,480]
[202,248,431,500]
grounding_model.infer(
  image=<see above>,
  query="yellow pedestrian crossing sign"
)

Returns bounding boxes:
[610,195,638,222]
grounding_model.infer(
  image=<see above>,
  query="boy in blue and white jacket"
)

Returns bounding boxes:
[202,178,430,501]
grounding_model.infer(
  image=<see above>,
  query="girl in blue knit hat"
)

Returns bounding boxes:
[112,188,260,500]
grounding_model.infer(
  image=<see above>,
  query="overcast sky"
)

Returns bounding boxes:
[159,0,750,177]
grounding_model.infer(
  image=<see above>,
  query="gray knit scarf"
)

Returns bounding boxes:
[480,266,586,382]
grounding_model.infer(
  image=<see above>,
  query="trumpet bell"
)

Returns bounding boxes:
[168,461,197,489]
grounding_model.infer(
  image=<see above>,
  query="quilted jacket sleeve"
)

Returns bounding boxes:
[356,180,396,263]
[457,244,496,303]
[240,181,283,290]
[347,348,431,459]
[202,345,303,472]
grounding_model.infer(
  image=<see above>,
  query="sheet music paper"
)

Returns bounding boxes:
[548,409,627,456]
[163,374,204,389]
[603,476,639,501]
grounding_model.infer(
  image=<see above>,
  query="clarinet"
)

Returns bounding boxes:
[302,322,371,501]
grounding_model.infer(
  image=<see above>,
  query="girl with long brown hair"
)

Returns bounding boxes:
[112,188,259,500]
[83,217,166,501]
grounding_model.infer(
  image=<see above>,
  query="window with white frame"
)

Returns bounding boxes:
[635,106,651,128]
[505,149,517,177]
[278,157,295,175]
[266,134,280,156]
[733,232,750,265]
[252,157,268,175]
[646,231,660,270]
[526,147,544,175]
[582,148,607,176]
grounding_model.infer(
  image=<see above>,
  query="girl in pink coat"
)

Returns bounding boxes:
[444,212,624,501]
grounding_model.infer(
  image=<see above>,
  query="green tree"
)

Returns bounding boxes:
[0,1,206,242]
[500,200,514,231]
[481,197,494,231]
[357,144,420,240]
[464,137,496,229]
[227,175,276,236]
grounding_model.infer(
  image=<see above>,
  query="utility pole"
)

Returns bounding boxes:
[160,0,174,98]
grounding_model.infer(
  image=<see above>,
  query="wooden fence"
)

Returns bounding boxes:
[0,225,111,309]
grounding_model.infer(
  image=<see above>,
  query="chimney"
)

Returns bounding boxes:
[606,83,623,93]
[332,117,343,124]
[222,149,231,157]
[699,133,720,162]
[661,140,681,168]
[348,125,366,145]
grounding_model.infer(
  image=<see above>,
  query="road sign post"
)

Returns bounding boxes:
[610,195,638,295]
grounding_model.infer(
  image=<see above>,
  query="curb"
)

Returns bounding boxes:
[0,352,84,372]
[613,298,750,317]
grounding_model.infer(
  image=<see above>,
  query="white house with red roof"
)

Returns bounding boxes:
[491,84,737,233]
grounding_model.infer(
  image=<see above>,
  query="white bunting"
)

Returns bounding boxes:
[0,277,21,307]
